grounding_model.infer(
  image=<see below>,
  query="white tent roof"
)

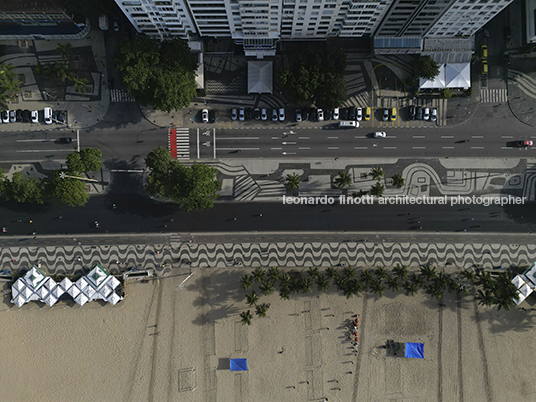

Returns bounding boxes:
[519,283,533,297]
[43,293,57,307]
[419,63,446,88]
[67,284,80,298]
[74,293,89,306]
[44,277,56,290]
[99,284,112,298]
[445,63,471,88]
[108,276,121,290]
[514,293,527,305]
[12,294,26,308]
[52,286,64,299]
[512,275,525,289]
[37,286,49,299]
[13,279,26,292]
[24,266,46,290]
[87,265,109,288]
[60,277,73,291]
[21,286,34,299]
[84,286,97,299]
[523,263,536,287]
[248,61,273,94]
[76,278,89,291]
[107,292,121,306]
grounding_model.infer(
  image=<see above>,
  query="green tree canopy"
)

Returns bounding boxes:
[417,55,440,80]
[115,36,198,112]
[0,62,22,106]
[66,148,102,173]
[281,47,347,109]
[46,171,89,207]
[1,172,44,204]
[145,146,221,211]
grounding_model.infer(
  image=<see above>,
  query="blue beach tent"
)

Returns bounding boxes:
[230,358,248,371]
[405,342,424,359]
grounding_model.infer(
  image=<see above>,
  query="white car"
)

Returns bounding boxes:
[317,109,324,122]
[295,109,302,122]
[332,108,339,120]
[423,107,430,121]
[382,108,389,121]
[231,108,237,121]
[356,107,362,121]
[261,108,267,121]
[44,108,52,125]
[373,131,387,138]
[279,108,285,121]
[31,110,39,123]
[0,110,8,123]
[272,109,278,122]
[430,108,437,122]
[239,107,245,121]
[9,110,16,123]
[201,109,209,123]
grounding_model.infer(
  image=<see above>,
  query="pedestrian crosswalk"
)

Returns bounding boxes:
[480,89,507,103]
[110,89,136,103]
[169,128,190,160]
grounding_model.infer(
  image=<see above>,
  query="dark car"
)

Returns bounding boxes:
[302,109,310,121]
[22,110,31,123]
[309,109,317,121]
[245,108,253,120]
[515,140,533,147]
[59,111,67,124]
[254,108,261,120]
[209,109,217,123]
[340,108,349,121]
[15,109,23,122]
[408,105,416,120]
[348,107,357,120]
[416,106,423,120]
[57,137,73,144]
[324,109,332,121]
[52,110,60,123]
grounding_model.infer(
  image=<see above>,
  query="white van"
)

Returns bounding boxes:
[338,120,358,128]
[44,107,52,125]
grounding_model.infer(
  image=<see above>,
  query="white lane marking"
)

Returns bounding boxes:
[16,139,77,142]
[213,128,216,159]
[16,149,74,153]
[442,146,455,149]
[413,136,425,138]
[441,136,454,139]
[271,147,282,150]
[197,128,199,159]
[298,137,310,139]
[383,147,397,149]
[271,137,280,140]
[219,148,260,150]
[281,142,297,145]
[412,147,426,149]
[327,136,339,139]
[501,147,509,149]
[502,136,513,138]
[217,137,259,140]
[282,152,296,155]
[354,147,368,149]
[327,147,339,150]
[472,136,483,138]
[470,147,484,149]
[298,147,310,150]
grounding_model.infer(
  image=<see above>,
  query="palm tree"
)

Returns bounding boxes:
[334,276,347,291]
[73,77,89,93]
[260,280,275,296]
[255,303,270,317]
[460,269,475,282]
[299,277,313,294]
[370,182,385,197]
[56,43,73,61]
[326,267,339,280]
[0,62,22,102]
[409,272,425,288]
[351,280,365,296]
[279,273,292,289]
[252,267,265,283]
[370,166,384,180]
[386,275,401,291]
[268,267,281,281]
[374,266,388,279]
[279,291,290,300]
[285,173,301,190]
[475,271,494,290]
[420,265,437,281]
[360,269,374,287]
[334,170,352,189]
[393,264,408,279]
[476,289,495,307]
[239,274,254,291]
[316,275,330,292]
[392,173,405,188]
[343,287,354,299]
[240,310,253,325]
[307,267,319,279]
[404,282,419,296]
[370,279,385,297]
[343,265,356,279]
[246,291,259,306]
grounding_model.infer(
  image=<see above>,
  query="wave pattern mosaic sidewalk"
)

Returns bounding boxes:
[1,240,534,276]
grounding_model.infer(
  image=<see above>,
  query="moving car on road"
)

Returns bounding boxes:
[481,61,488,74]
[373,131,386,138]
[58,137,73,144]
[515,140,533,147]
[481,45,487,60]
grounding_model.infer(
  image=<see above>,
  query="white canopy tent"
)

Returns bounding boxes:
[445,63,471,88]
[248,61,273,94]
[419,63,446,89]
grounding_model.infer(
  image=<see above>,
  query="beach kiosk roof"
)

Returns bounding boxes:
[230,358,248,371]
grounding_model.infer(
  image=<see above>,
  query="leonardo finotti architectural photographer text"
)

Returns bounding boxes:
[282,195,526,207]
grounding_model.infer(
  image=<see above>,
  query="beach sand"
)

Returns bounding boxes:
[1,267,536,401]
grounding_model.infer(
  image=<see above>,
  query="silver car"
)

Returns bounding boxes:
[423,107,430,121]
[201,109,209,123]
[317,109,324,122]
[279,108,285,121]
[261,108,267,121]
[382,108,389,121]
[430,108,437,122]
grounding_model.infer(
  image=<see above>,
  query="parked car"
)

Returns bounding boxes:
[382,108,389,122]
[9,110,16,122]
[364,107,371,121]
[430,108,437,122]
[340,108,349,121]
[408,105,416,120]
[295,109,302,122]
[481,45,488,60]
[231,108,237,121]
[373,131,387,138]
[58,137,73,144]
[52,110,60,123]
[1,110,8,123]
[31,110,39,123]
[309,109,317,121]
[245,108,253,120]
[113,18,119,32]
[59,111,67,124]
[22,110,31,123]
[481,61,488,74]
[254,108,261,120]
[302,109,310,121]
[201,109,209,123]
[279,108,285,121]
[423,107,430,121]
[239,107,245,121]
[317,109,324,122]
[348,107,356,120]
[16,109,23,122]
[416,106,423,120]
[516,140,533,147]
[209,109,217,123]
[324,109,332,121]
[272,109,278,122]
[332,108,339,120]
[356,107,362,121]
[390,107,397,121]
[261,108,267,121]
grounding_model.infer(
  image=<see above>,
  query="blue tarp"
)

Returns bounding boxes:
[405,343,424,359]
[230,358,248,371]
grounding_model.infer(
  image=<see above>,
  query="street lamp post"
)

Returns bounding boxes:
[59,172,99,182]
